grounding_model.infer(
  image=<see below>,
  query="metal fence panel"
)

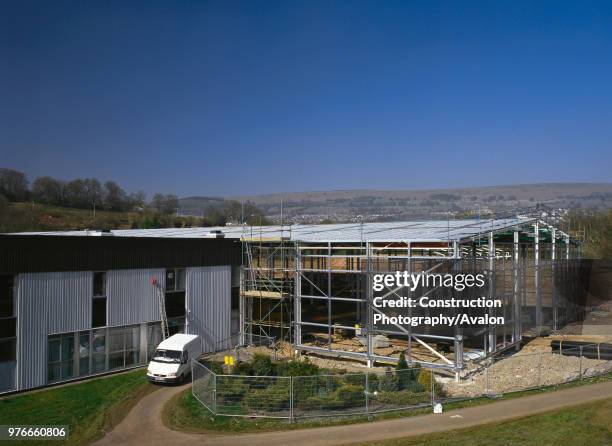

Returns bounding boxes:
[215,374,291,418]
[191,352,612,420]
[368,368,432,413]
[292,373,367,418]
[192,360,215,412]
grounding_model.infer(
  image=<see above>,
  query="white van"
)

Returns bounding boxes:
[147,334,201,384]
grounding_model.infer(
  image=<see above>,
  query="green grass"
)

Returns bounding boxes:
[362,397,612,446]
[0,202,136,232]
[0,369,158,446]
[162,371,612,434]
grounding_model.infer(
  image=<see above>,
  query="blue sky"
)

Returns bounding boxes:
[1,1,611,197]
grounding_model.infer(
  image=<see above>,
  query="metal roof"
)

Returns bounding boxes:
[11,217,537,243]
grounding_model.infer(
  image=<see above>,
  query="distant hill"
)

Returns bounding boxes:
[178,196,226,216]
[211,183,612,223]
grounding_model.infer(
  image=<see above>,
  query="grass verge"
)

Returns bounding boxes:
[361,397,612,446]
[162,371,612,434]
[0,369,158,445]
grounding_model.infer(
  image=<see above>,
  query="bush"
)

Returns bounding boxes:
[417,368,433,390]
[250,353,273,376]
[232,361,253,376]
[417,369,445,396]
[242,382,290,412]
[302,394,343,410]
[378,370,398,392]
[274,357,320,377]
[215,376,249,404]
[334,384,364,406]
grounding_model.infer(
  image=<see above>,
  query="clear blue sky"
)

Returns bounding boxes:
[1,1,611,197]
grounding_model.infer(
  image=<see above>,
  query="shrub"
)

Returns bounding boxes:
[242,382,290,412]
[417,369,445,396]
[250,353,273,376]
[302,394,343,410]
[378,370,398,392]
[232,361,253,376]
[417,368,433,390]
[215,376,249,404]
[344,373,366,386]
[274,357,320,376]
[334,384,364,406]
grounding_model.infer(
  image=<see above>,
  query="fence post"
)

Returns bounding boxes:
[289,376,294,422]
[365,372,369,416]
[579,346,583,380]
[213,372,217,414]
[537,352,542,387]
[485,360,490,396]
[430,369,434,407]
[190,359,194,397]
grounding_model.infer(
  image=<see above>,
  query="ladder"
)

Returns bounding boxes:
[154,284,170,340]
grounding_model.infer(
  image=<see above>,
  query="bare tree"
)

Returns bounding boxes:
[32,176,64,205]
[0,168,29,201]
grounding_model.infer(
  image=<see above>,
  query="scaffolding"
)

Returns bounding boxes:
[240,207,584,375]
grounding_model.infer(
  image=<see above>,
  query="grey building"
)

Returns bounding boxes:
[0,234,241,393]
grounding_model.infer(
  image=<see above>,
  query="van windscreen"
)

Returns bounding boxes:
[152,349,182,363]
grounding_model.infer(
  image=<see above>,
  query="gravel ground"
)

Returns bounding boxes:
[443,351,612,397]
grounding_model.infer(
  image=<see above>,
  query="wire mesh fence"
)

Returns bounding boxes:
[191,344,612,420]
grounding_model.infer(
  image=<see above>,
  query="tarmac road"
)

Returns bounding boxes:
[93,380,612,446]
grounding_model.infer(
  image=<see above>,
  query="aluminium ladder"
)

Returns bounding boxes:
[155,284,170,340]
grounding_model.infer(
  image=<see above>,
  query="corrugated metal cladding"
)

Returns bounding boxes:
[185,266,231,353]
[16,271,92,390]
[107,269,165,326]
[0,235,241,274]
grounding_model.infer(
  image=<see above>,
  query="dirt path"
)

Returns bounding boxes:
[93,380,612,446]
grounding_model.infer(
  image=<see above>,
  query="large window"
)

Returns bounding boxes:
[147,323,163,360]
[92,329,106,373]
[48,334,74,383]
[165,268,185,292]
[0,275,16,392]
[78,332,90,376]
[108,326,139,370]
[47,323,147,384]
[92,272,107,328]
[165,268,186,318]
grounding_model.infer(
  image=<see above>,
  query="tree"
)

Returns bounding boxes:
[64,179,88,208]
[396,352,411,390]
[83,178,103,208]
[0,168,28,201]
[32,176,64,205]
[163,194,179,215]
[129,190,147,209]
[103,181,127,211]
[151,193,178,215]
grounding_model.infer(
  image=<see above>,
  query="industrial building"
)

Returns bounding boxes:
[0,214,583,393]
[0,234,241,393]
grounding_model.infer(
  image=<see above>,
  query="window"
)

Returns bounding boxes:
[231,287,240,311]
[93,272,106,297]
[108,326,139,370]
[0,339,16,362]
[0,275,16,368]
[165,268,186,318]
[165,268,185,292]
[92,329,106,373]
[0,275,14,318]
[168,317,185,336]
[92,272,107,328]
[147,323,163,361]
[48,334,74,383]
[78,332,90,376]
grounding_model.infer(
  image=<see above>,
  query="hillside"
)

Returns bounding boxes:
[219,183,612,223]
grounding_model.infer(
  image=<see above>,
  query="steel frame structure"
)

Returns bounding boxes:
[240,213,583,376]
